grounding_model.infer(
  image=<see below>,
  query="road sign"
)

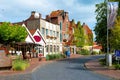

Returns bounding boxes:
[115,50,120,57]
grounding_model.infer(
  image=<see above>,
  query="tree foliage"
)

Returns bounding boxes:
[86,33,93,46]
[0,22,28,45]
[109,0,119,1]
[108,0,120,50]
[74,21,85,47]
[94,0,107,52]
[110,16,120,50]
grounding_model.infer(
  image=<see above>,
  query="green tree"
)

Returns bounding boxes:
[110,16,120,50]
[0,22,28,45]
[94,0,107,52]
[86,33,93,46]
[108,0,120,2]
[74,21,85,47]
[109,0,120,52]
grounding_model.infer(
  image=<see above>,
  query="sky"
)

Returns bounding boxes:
[0,0,104,32]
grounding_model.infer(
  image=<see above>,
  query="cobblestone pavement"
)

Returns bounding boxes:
[0,55,114,80]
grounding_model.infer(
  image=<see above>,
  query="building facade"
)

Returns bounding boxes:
[16,11,62,57]
[46,10,70,44]
[46,10,76,54]
[40,19,62,56]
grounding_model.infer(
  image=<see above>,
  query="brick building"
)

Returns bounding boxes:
[46,10,76,54]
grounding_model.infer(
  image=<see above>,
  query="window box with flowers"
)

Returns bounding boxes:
[50,36,54,39]
[46,35,50,39]
[54,37,57,40]
[63,39,67,42]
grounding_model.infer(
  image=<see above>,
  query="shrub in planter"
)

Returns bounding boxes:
[46,54,50,61]
[12,59,30,71]
[46,53,65,61]
[60,54,66,58]
[76,51,81,54]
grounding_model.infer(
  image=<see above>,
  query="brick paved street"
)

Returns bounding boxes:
[0,55,114,80]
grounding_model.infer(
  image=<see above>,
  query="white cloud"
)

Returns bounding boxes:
[0,0,103,31]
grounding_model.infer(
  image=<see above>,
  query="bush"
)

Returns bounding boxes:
[77,49,90,55]
[99,51,103,54]
[46,53,66,61]
[12,59,30,71]
[99,58,106,65]
[114,64,120,70]
[92,51,99,55]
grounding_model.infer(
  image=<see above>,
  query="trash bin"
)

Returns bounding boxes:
[66,50,70,58]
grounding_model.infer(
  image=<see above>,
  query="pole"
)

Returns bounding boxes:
[107,0,109,66]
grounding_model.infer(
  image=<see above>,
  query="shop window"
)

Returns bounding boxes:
[46,45,49,52]
[54,45,56,52]
[57,46,59,51]
[50,45,52,52]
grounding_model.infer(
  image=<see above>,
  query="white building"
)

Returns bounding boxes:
[40,19,62,56]
[16,11,62,57]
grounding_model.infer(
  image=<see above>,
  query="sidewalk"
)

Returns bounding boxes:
[85,59,120,80]
[0,54,82,76]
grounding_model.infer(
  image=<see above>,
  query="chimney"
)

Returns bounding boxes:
[46,15,51,22]
[31,11,36,16]
[82,23,85,26]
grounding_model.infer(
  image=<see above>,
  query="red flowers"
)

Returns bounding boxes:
[38,53,43,57]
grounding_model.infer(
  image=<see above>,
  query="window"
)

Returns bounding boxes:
[53,31,55,37]
[64,34,65,39]
[60,33,62,42]
[46,29,48,35]
[57,46,59,51]
[42,28,45,35]
[50,30,52,36]
[46,45,49,52]
[50,45,52,52]
[60,22,62,30]
[57,32,59,37]
[65,34,69,39]
[54,45,56,52]
[66,24,68,32]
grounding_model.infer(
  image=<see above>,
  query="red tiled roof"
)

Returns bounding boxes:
[93,45,102,49]
[50,10,64,17]
[93,42,102,49]
[93,42,97,45]
[29,29,36,35]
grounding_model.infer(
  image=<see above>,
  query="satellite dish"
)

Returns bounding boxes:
[34,12,40,18]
